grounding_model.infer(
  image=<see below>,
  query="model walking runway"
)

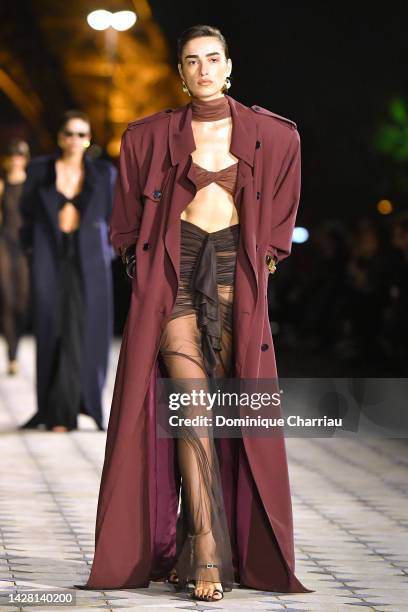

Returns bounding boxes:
[80,24,311,602]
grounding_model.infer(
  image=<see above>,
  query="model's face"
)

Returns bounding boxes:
[5,153,27,173]
[58,118,91,154]
[178,36,232,100]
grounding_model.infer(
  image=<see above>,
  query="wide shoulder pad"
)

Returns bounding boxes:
[251,105,297,130]
[127,108,173,130]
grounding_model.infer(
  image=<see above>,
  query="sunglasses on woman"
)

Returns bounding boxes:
[63,130,90,138]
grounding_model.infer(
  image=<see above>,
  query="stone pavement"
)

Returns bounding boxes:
[0,337,407,611]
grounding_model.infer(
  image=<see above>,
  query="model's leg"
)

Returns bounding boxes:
[45,234,84,431]
[0,242,18,368]
[14,250,30,357]
[159,309,234,599]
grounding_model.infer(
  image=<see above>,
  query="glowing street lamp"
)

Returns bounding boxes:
[292,226,309,244]
[86,9,137,152]
[111,11,137,31]
[87,9,137,31]
[87,9,112,30]
[377,199,393,215]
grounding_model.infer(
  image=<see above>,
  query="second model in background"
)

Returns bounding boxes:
[0,139,30,376]
[19,110,117,432]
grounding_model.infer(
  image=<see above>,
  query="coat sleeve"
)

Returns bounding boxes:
[105,163,118,223]
[267,128,301,264]
[19,161,40,254]
[109,128,143,258]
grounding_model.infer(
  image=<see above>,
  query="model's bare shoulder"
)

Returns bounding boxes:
[127,108,174,130]
[251,105,297,130]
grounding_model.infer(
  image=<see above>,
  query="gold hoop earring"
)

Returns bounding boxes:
[181,81,191,96]
[221,76,232,94]
[83,139,91,149]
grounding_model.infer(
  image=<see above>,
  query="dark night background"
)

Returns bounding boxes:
[1,0,408,377]
[150,1,408,221]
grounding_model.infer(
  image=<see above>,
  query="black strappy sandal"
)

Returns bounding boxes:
[167,568,182,589]
[190,563,224,601]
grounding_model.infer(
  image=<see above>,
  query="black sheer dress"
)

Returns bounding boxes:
[0,180,29,363]
[43,189,85,430]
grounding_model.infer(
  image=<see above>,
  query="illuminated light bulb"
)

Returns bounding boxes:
[292,226,309,244]
[87,9,112,30]
[111,10,137,31]
[377,199,393,215]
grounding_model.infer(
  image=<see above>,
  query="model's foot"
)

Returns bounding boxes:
[51,425,68,432]
[193,578,223,601]
[167,568,179,585]
[193,531,223,600]
[7,360,18,376]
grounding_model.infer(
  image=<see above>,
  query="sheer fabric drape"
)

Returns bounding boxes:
[159,218,240,591]
[0,182,29,362]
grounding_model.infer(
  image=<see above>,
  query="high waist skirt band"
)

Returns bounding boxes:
[168,219,240,378]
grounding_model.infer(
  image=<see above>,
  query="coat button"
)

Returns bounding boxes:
[256,191,261,200]
[261,343,269,351]
[255,140,261,149]
[143,242,150,250]
[153,190,162,199]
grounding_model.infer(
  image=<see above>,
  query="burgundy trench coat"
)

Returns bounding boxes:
[82,94,311,593]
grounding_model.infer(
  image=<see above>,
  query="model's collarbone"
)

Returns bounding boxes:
[191,120,236,171]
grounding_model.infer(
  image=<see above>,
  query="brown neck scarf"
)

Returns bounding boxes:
[191,95,231,121]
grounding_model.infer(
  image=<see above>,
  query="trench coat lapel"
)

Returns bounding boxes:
[167,94,257,169]
[227,96,260,316]
[164,95,259,307]
[38,157,60,242]
[80,155,98,222]
[38,153,97,241]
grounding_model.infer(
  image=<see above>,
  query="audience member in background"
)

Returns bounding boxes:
[343,217,391,373]
[19,110,116,432]
[0,139,30,375]
[384,212,408,373]
[302,220,349,349]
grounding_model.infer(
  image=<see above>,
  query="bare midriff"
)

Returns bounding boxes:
[55,159,83,233]
[58,202,81,233]
[180,110,239,234]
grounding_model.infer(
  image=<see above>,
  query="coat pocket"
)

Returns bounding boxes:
[141,166,173,204]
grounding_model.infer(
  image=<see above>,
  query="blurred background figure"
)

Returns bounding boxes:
[384,212,408,374]
[19,110,116,432]
[0,139,30,376]
[304,221,348,347]
[342,218,392,374]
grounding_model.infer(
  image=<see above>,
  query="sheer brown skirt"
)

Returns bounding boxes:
[159,218,240,591]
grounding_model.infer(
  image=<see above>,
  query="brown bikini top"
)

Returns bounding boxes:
[190,95,238,195]
[192,161,238,195]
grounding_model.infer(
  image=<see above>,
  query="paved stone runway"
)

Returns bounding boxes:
[0,338,407,611]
